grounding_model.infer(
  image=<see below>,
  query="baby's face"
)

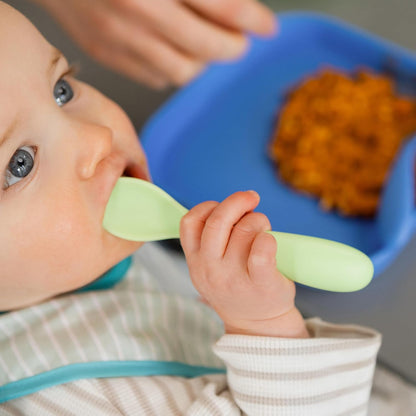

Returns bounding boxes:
[0,3,150,310]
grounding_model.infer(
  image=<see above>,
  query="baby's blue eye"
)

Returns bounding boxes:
[4,146,35,189]
[54,79,73,106]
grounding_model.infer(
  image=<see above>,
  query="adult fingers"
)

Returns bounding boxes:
[111,18,205,86]
[184,0,277,36]
[91,42,169,88]
[225,212,271,268]
[200,191,260,260]
[124,0,248,61]
[180,201,219,256]
[67,7,170,88]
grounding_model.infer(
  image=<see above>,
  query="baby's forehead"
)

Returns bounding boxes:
[0,2,51,59]
[0,3,54,86]
[0,2,55,127]
[0,1,29,31]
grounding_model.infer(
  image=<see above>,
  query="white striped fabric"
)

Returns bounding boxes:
[0,243,382,414]
[1,316,381,416]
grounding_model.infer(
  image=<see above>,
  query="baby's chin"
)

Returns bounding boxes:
[65,237,143,294]
[104,232,144,263]
[118,237,145,255]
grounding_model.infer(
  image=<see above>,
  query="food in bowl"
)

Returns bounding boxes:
[269,68,416,217]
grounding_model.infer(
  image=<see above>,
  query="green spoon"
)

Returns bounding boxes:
[103,177,373,292]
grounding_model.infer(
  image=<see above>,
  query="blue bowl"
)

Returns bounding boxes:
[142,12,416,277]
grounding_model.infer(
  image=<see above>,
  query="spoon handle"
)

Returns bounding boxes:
[268,231,373,292]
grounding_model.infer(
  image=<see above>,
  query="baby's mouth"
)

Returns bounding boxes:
[122,163,149,181]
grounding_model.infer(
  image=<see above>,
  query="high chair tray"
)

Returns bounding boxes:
[141,12,416,277]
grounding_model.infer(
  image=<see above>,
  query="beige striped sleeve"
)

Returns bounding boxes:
[213,317,382,416]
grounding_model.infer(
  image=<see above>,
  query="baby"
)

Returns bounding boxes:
[0,2,381,415]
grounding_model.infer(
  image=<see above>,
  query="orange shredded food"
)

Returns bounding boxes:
[269,68,416,217]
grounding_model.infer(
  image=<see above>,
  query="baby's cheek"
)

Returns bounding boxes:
[0,194,107,306]
[15,208,97,290]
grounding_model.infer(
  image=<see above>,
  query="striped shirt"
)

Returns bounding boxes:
[0,243,381,415]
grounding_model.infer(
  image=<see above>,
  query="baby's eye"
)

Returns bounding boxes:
[54,78,73,107]
[4,146,36,189]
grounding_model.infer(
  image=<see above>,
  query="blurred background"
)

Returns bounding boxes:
[10,0,416,390]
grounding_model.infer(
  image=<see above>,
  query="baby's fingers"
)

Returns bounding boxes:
[200,191,260,260]
[225,212,271,266]
[180,201,219,255]
[247,232,279,285]
[248,232,297,308]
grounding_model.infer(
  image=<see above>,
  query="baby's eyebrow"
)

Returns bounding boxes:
[0,117,18,149]
[48,47,64,78]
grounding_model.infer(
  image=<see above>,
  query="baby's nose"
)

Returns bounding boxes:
[76,123,113,180]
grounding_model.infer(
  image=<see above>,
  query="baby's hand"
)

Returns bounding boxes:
[180,191,308,338]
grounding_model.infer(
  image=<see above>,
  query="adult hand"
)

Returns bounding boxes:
[180,191,309,338]
[33,0,277,88]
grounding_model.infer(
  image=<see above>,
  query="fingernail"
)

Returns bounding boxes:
[247,190,259,199]
[265,16,279,36]
[238,5,277,35]
[223,36,247,60]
